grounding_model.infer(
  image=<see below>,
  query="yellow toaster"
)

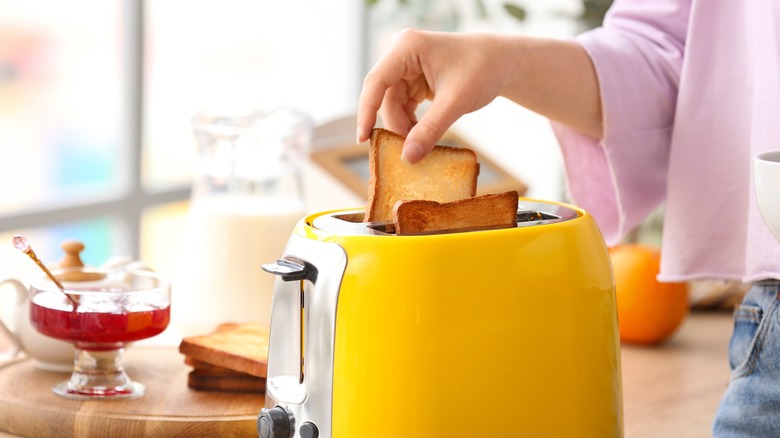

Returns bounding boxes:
[258,198,623,438]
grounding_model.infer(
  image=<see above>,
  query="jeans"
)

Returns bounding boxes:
[713,281,780,437]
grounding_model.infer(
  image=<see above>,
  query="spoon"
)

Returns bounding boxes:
[13,235,79,307]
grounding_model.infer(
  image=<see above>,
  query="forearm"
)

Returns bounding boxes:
[356,30,605,162]
[497,36,603,140]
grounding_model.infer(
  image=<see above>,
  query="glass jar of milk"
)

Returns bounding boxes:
[174,108,312,336]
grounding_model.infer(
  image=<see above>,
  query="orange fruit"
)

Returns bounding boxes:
[609,244,689,345]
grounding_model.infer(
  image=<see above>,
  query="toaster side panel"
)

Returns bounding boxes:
[330,216,623,437]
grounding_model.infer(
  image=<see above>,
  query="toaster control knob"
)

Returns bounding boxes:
[299,422,319,438]
[257,406,294,438]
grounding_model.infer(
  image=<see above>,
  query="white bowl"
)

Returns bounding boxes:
[754,151,780,242]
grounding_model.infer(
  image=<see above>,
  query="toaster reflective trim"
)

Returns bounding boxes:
[264,234,347,438]
[262,258,318,385]
[310,199,580,236]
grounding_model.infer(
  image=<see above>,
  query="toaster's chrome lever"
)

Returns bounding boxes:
[262,258,318,283]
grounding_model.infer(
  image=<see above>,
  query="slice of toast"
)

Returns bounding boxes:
[393,190,519,235]
[185,356,250,375]
[179,322,269,378]
[184,351,266,393]
[364,128,479,222]
[187,369,266,393]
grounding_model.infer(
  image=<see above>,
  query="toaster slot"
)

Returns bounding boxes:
[309,210,397,235]
[332,211,562,234]
[516,210,561,226]
[366,223,396,234]
[310,203,578,235]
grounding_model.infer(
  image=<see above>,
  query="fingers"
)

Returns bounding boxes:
[357,29,427,143]
[356,47,412,143]
[380,81,415,136]
[357,28,468,163]
[358,78,420,143]
[356,69,388,143]
[401,94,465,164]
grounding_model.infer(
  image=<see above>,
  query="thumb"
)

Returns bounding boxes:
[401,97,463,164]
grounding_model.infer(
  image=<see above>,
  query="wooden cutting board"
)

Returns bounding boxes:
[0,347,265,437]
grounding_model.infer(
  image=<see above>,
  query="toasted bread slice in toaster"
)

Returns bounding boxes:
[393,190,519,235]
[179,322,269,378]
[364,128,479,222]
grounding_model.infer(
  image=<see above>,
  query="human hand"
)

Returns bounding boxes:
[356,30,511,164]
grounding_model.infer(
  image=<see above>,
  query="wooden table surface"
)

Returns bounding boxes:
[0,346,264,437]
[620,311,732,437]
[0,311,733,437]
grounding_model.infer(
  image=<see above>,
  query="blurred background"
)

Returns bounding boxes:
[0,0,612,283]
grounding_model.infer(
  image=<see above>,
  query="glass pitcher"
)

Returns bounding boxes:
[173,108,312,336]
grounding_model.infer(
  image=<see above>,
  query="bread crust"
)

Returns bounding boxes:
[178,322,269,378]
[187,369,266,393]
[185,356,248,374]
[364,128,479,222]
[393,190,519,235]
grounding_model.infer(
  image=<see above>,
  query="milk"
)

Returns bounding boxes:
[172,196,304,336]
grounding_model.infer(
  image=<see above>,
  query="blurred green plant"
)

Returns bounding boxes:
[365,0,614,30]
[578,0,613,29]
[365,0,528,31]
[502,3,527,21]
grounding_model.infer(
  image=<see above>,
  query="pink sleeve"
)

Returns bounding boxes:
[551,0,690,245]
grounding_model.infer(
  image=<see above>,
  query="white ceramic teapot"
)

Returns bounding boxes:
[0,239,90,372]
[0,278,75,372]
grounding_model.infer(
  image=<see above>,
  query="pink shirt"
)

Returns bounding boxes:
[552,0,780,283]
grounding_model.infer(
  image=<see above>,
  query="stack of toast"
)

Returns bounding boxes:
[179,322,269,393]
[365,128,519,234]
